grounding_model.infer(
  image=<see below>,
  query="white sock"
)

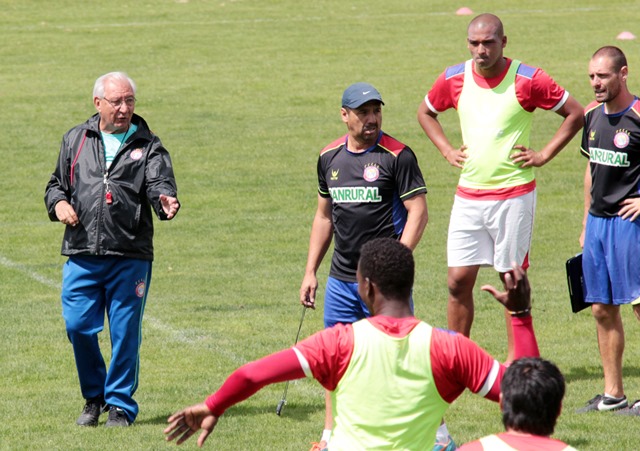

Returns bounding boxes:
[435,422,450,442]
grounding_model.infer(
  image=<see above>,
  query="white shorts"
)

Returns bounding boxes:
[447,190,536,272]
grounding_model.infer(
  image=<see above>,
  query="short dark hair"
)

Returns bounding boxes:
[593,46,628,72]
[501,358,565,437]
[358,238,414,300]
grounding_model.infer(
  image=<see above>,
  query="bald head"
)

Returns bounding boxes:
[466,13,507,77]
[468,13,504,39]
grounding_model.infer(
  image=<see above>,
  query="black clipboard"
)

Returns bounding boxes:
[566,253,590,313]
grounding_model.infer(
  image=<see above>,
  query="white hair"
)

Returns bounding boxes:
[93,72,137,98]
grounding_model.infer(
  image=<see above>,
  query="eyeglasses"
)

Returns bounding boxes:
[102,97,136,108]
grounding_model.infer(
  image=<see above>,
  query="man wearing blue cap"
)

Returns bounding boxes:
[299,82,429,450]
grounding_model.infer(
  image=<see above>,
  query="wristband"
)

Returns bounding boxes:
[509,308,531,317]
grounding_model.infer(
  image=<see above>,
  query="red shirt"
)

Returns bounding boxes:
[294,315,536,403]
[425,58,567,115]
[205,315,538,415]
[459,432,573,450]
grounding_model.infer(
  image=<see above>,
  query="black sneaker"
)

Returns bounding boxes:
[616,399,640,416]
[105,406,131,427]
[76,396,106,426]
[576,394,628,413]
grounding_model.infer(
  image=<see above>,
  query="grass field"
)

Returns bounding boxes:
[2,0,640,449]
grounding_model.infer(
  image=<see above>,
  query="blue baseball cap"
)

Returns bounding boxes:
[341,82,384,108]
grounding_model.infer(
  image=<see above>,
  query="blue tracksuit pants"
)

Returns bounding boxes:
[62,255,151,423]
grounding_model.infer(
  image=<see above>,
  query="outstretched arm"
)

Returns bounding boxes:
[481,263,531,314]
[165,349,305,447]
[480,264,539,399]
[165,404,218,448]
[432,264,539,404]
[481,263,539,357]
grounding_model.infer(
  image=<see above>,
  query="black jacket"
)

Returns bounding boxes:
[45,113,179,261]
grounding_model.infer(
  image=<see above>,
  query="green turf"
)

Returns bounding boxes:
[1,0,640,449]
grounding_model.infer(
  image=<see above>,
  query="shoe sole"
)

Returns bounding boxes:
[576,401,628,413]
[105,422,130,427]
[76,421,99,427]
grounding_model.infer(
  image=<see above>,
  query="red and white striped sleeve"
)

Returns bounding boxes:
[425,66,465,114]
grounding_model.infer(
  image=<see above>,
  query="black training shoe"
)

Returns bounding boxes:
[105,406,131,427]
[576,394,628,413]
[616,399,640,416]
[76,396,106,426]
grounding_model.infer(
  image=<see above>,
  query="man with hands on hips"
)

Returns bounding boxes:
[417,13,582,363]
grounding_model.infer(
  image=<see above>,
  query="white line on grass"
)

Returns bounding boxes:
[2,253,321,396]
[0,253,352,398]
[0,6,608,32]
[0,255,61,289]
[0,254,218,345]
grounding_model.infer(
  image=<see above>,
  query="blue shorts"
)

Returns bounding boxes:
[323,277,370,328]
[323,276,414,328]
[583,214,640,305]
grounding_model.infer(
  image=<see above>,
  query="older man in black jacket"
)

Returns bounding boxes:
[45,71,180,428]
